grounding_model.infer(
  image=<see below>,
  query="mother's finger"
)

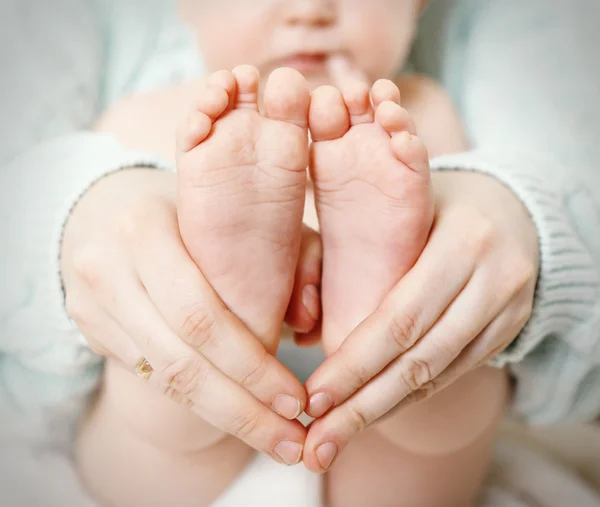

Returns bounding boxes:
[302,293,528,472]
[285,225,322,335]
[361,263,522,404]
[65,289,141,363]
[305,217,475,417]
[102,277,307,462]
[396,293,532,408]
[132,215,307,420]
[67,288,190,404]
[157,350,307,465]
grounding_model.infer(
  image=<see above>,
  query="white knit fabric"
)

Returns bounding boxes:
[0,0,192,412]
[416,0,600,424]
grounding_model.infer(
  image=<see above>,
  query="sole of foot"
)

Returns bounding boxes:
[309,78,433,354]
[177,65,311,351]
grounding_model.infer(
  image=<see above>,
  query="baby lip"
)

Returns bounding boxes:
[281,52,327,66]
[277,46,336,64]
[277,54,329,75]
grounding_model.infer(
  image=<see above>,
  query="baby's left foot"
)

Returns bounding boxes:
[309,80,434,354]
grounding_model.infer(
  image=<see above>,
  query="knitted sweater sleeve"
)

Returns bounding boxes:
[0,0,182,411]
[414,0,600,423]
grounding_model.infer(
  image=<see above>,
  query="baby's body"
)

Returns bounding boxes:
[76,2,509,506]
[77,70,508,507]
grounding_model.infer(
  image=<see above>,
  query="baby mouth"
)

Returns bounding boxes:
[279,53,328,74]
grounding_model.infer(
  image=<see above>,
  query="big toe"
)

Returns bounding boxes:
[309,85,350,141]
[263,68,311,128]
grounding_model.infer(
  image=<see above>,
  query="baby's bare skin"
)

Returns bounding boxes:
[77,66,507,507]
[308,79,433,357]
[177,65,310,356]
[76,2,508,506]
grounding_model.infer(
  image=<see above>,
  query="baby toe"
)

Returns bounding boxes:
[309,85,350,141]
[375,101,416,136]
[264,68,311,128]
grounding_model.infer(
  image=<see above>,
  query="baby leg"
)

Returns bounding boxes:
[77,66,314,506]
[76,361,254,507]
[326,366,509,507]
[308,79,506,506]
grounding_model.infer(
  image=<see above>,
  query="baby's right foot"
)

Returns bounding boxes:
[309,80,433,354]
[177,66,310,352]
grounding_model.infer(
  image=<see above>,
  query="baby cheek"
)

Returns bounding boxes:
[356,30,411,80]
[350,5,419,77]
[344,11,414,79]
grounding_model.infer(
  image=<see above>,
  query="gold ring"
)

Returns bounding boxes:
[135,357,153,381]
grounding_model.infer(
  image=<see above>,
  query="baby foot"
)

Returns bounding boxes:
[309,80,433,354]
[177,65,310,352]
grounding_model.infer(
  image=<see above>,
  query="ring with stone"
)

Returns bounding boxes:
[135,357,153,381]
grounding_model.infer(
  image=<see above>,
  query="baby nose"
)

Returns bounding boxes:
[284,0,336,27]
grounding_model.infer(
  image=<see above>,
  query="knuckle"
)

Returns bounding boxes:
[386,310,420,352]
[468,218,495,256]
[116,203,159,242]
[180,303,217,349]
[179,396,195,409]
[451,207,495,256]
[162,386,194,408]
[163,356,207,397]
[510,257,537,291]
[343,361,371,392]
[399,358,432,392]
[161,384,181,401]
[498,257,537,302]
[346,406,370,433]
[229,409,262,441]
[407,380,438,404]
[71,246,105,288]
[239,350,270,389]
[178,395,195,409]
[116,209,145,241]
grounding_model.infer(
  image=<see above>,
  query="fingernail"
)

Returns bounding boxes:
[316,442,338,471]
[273,441,303,466]
[308,392,333,418]
[272,395,301,420]
[302,284,320,322]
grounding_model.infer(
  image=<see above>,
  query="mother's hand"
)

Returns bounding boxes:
[61,168,318,462]
[302,171,539,472]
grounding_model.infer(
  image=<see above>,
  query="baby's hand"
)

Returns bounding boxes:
[62,168,313,463]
